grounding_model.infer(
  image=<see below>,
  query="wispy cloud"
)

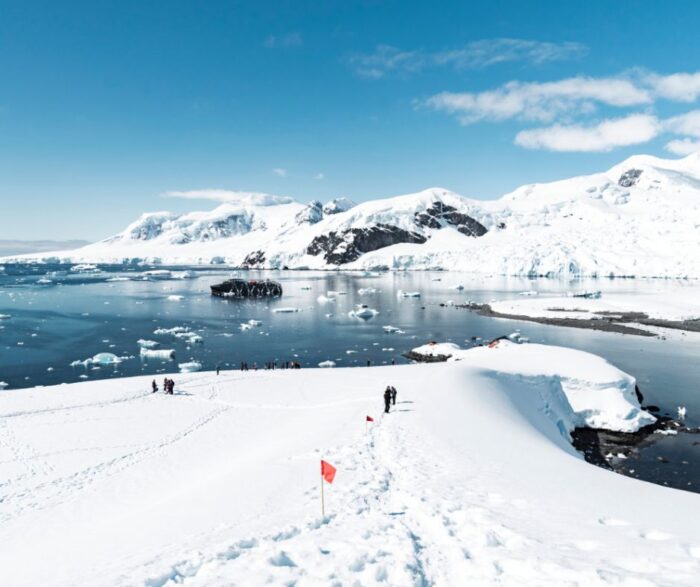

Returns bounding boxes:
[423,69,700,152]
[348,38,587,79]
[264,32,303,49]
[665,138,700,155]
[272,168,287,177]
[164,190,294,206]
[424,77,650,124]
[514,114,661,152]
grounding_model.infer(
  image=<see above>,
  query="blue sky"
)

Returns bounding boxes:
[2,0,700,240]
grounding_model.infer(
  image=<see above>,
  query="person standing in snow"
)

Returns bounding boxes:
[391,385,397,405]
[384,386,392,413]
[216,365,220,376]
[151,380,158,393]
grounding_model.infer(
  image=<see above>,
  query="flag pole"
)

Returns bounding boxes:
[320,467,325,517]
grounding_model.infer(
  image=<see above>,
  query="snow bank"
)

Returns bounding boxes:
[0,354,696,586]
[417,339,654,433]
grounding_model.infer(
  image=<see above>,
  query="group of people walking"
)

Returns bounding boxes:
[383,385,398,413]
[152,378,175,394]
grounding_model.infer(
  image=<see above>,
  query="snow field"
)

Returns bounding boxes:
[0,355,698,585]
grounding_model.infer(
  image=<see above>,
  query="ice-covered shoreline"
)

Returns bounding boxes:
[1,343,698,585]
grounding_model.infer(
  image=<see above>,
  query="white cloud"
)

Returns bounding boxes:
[425,77,651,124]
[664,109,700,137]
[348,38,586,79]
[163,190,294,206]
[648,72,700,102]
[264,32,302,49]
[514,114,661,152]
[272,168,287,177]
[665,138,700,155]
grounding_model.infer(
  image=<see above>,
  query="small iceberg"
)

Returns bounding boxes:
[70,264,98,273]
[167,295,185,301]
[358,287,377,295]
[142,270,172,280]
[247,319,262,326]
[137,339,160,349]
[318,360,336,368]
[349,306,378,320]
[172,270,196,279]
[273,307,301,313]
[0,382,8,390]
[178,361,202,373]
[317,295,336,304]
[0,314,11,320]
[140,348,175,360]
[397,290,421,298]
[383,325,404,334]
[71,352,125,368]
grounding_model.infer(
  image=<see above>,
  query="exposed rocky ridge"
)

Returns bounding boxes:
[414,202,488,237]
[306,223,427,265]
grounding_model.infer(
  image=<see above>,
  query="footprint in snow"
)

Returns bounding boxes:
[268,551,296,567]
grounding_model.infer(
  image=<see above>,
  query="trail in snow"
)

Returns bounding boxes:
[0,363,699,586]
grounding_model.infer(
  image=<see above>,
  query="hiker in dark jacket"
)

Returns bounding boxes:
[384,386,392,413]
[391,386,397,405]
[152,380,158,393]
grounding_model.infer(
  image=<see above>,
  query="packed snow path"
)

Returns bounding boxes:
[0,364,699,585]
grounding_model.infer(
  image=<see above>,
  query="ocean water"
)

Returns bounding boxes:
[1,263,698,490]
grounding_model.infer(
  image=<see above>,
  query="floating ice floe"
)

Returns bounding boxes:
[70,264,98,273]
[167,295,185,301]
[137,339,160,349]
[318,360,336,368]
[178,361,202,373]
[0,314,11,320]
[70,352,126,368]
[349,306,378,320]
[572,290,602,299]
[247,319,262,326]
[519,290,538,296]
[358,287,377,295]
[106,276,131,282]
[316,295,336,304]
[0,382,8,390]
[383,325,405,334]
[142,270,172,280]
[37,278,53,285]
[397,290,421,298]
[273,307,301,313]
[239,323,252,331]
[327,290,346,296]
[324,313,334,318]
[346,349,358,354]
[140,348,175,360]
[172,270,196,279]
[153,326,203,344]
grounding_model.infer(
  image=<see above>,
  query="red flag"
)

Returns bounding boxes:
[321,460,336,484]
[366,415,374,422]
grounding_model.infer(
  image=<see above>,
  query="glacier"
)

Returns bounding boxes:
[4,153,700,278]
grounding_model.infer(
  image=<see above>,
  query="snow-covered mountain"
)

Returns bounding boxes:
[7,153,700,277]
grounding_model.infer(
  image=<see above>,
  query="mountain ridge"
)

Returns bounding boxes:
[4,153,700,278]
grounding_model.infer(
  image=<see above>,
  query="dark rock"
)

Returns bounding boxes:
[414,202,487,237]
[242,250,266,267]
[618,168,643,188]
[306,223,427,265]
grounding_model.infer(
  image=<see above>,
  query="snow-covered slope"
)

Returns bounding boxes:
[7,153,700,277]
[2,345,698,586]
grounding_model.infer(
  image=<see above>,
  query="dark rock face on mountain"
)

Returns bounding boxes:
[306,223,427,265]
[414,203,488,237]
[242,250,266,268]
[618,169,643,188]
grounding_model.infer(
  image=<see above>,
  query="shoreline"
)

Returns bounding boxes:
[457,302,700,337]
